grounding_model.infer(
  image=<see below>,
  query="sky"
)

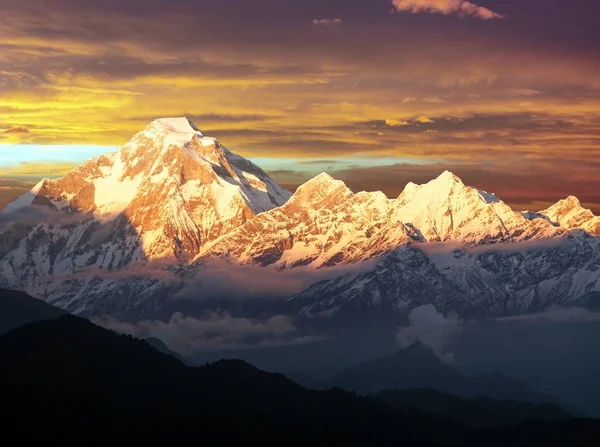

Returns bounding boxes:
[1,0,599,211]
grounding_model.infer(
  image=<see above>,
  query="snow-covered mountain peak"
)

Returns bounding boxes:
[1,119,291,273]
[155,117,203,136]
[434,170,464,186]
[120,117,222,162]
[397,170,469,207]
[288,173,351,207]
[392,171,560,243]
[538,196,600,235]
[554,195,582,209]
[307,172,339,185]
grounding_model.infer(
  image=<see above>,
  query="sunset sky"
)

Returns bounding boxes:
[1,0,599,211]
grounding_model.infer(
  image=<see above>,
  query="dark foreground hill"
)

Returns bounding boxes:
[0,288,66,335]
[376,388,572,429]
[0,315,599,445]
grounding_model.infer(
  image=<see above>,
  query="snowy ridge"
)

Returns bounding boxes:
[534,196,600,236]
[288,232,600,321]
[198,172,419,268]
[199,170,563,268]
[393,171,560,244]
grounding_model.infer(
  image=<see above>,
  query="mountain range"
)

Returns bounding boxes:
[2,117,600,324]
[0,313,594,443]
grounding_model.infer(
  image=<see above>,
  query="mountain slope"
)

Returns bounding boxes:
[326,342,572,410]
[145,337,186,362]
[0,117,289,265]
[0,315,469,443]
[0,288,66,335]
[288,232,600,320]
[536,196,600,236]
[326,342,464,395]
[394,171,560,243]
[199,173,419,267]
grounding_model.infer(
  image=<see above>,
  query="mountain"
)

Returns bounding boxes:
[199,171,561,268]
[375,388,573,429]
[536,196,600,236]
[198,172,419,267]
[288,231,600,321]
[0,288,66,335]
[394,171,560,243]
[0,315,186,384]
[325,342,573,410]
[1,315,596,444]
[144,336,186,362]
[0,117,290,314]
[326,342,464,395]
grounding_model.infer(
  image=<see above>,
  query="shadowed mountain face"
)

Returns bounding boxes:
[327,341,464,394]
[0,315,465,443]
[325,342,573,411]
[0,288,66,335]
[1,316,599,443]
[144,337,186,362]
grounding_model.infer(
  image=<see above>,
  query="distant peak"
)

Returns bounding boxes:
[562,196,582,207]
[302,172,348,190]
[313,172,335,182]
[543,196,585,213]
[290,173,350,205]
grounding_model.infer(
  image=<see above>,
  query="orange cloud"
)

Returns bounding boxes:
[391,0,505,20]
[1,127,29,135]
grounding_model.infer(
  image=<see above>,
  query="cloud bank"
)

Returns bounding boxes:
[174,258,377,302]
[396,304,463,362]
[391,0,504,19]
[95,312,319,356]
[497,306,600,324]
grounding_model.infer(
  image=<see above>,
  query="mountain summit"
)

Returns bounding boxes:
[0,118,290,295]
[537,196,600,236]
